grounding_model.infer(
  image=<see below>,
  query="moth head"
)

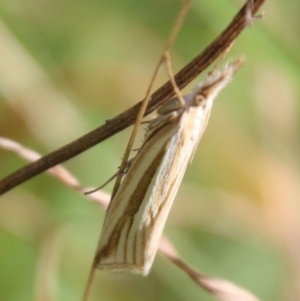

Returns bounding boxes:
[192,57,244,104]
[193,93,207,108]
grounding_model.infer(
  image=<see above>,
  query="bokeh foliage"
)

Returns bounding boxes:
[0,0,300,300]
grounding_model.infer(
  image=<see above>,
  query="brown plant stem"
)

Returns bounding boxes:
[0,0,265,195]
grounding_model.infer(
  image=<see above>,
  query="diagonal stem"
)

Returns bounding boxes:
[0,0,266,195]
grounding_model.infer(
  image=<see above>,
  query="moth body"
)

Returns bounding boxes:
[96,58,243,275]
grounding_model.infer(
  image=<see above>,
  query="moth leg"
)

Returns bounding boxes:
[140,120,153,124]
[147,111,179,131]
[85,159,134,195]
[159,0,191,108]
[163,50,186,107]
[157,97,184,115]
[145,111,179,139]
[85,173,118,195]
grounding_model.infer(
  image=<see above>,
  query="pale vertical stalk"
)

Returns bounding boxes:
[83,1,193,300]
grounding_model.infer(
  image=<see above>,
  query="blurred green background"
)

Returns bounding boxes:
[0,0,299,300]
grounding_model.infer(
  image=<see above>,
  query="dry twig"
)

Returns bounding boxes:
[0,0,266,195]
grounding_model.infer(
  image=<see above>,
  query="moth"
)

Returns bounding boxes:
[95,58,243,275]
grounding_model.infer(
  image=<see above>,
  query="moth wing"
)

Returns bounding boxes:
[95,118,180,274]
[96,105,209,275]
